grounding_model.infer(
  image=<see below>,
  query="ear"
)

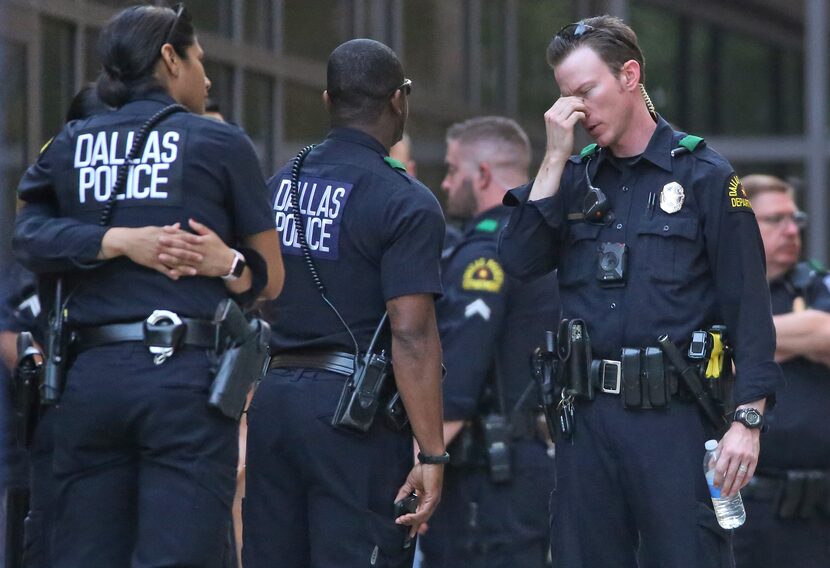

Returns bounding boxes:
[160,43,179,77]
[620,60,641,91]
[389,89,406,117]
[476,161,493,190]
[322,90,332,112]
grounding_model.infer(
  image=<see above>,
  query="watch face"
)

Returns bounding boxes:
[745,409,761,426]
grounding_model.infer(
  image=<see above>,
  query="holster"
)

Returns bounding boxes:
[11,332,43,448]
[557,319,593,400]
[209,299,271,420]
[532,330,560,441]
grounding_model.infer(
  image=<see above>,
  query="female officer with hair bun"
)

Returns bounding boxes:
[12,4,283,566]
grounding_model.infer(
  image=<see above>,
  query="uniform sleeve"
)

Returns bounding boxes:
[704,169,782,406]
[807,273,830,313]
[379,185,445,300]
[214,126,276,239]
[13,136,108,274]
[498,172,570,281]
[439,243,509,421]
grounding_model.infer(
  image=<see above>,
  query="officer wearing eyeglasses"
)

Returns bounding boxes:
[244,39,446,568]
[498,15,781,567]
[732,175,830,568]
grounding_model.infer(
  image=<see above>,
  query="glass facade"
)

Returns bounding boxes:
[0,0,825,263]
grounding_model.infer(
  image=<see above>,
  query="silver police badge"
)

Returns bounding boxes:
[660,182,685,214]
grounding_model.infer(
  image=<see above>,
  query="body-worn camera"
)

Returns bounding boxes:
[597,242,627,286]
[482,413,512,483]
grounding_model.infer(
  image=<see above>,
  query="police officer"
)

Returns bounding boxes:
[732,175,830,568]
[1,84,111,568]
[12,5,283,566]
[419,117,558,567]
[498,16,781,567]
[243,39,446,568]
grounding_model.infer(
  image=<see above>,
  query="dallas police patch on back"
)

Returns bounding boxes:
[73,127,185,209]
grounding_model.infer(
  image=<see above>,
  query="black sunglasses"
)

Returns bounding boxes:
[557,22,597,39]
[163,3,186,47]
[392,78,412,97]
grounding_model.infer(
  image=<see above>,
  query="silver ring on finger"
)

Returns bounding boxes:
[738,464,748,474]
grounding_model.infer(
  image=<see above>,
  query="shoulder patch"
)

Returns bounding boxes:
[475,219,499,233]
[462,257,505,293]
[383,156,407,172]
[726,174,753,212]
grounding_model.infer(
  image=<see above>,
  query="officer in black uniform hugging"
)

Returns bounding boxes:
[733,175,830,568]
[12,4,283,566]
[244,39,447,568]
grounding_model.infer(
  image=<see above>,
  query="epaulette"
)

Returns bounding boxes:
[579,143,599,161]
[475,218,499,233]
[383,156,407,172]
[671,134,706,157]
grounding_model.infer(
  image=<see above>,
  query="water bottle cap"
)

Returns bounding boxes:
[705,439,718,451]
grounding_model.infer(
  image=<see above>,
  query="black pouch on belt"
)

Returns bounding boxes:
[558,319,593,400]
[621,348,642,408]
[644,347,667,408]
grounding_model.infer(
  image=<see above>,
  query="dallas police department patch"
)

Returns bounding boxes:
[660,181,685,214]
[462,258,505,293]
[272,176,354,260]
[72,127,186,212]
[727,174,753,211]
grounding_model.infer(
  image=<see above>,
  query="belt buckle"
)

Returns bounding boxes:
[144,310,183,365]
[600,359,621,394]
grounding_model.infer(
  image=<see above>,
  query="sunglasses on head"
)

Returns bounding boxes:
[163,3,186,47]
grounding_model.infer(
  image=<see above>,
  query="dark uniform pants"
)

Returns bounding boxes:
[51,343,238,568]
[552,395,734,568]
[22,408,56,568]
[420,440,554,568]
[243,367,415,568]
[733,496,830,568]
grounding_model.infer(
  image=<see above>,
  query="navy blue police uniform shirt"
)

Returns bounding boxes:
[438,206,560,420]
[499,116,782,407]
[761,264,830,470]
[13,91,275,325]
[264,128,445,353]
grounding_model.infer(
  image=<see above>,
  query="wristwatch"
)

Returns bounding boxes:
[221,249,246,281]
[417,451,451,465]
[733,407,765,431]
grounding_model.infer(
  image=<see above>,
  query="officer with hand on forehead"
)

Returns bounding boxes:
[499,15,781,567]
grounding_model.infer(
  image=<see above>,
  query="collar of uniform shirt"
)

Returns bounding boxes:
[599,115,675,173]
[462,204,508,235]
[327,127,388,156]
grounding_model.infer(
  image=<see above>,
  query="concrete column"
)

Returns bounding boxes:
[805,0,828,263]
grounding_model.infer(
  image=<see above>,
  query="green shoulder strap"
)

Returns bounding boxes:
[384,156,407,172]
[475,219,499,233]
[579,143,598,160]
[678,135,704,153]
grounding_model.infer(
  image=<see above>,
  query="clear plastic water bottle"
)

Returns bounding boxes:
[704,439,746,529]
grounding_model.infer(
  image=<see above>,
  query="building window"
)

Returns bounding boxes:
[284,81,327,144]
[188,0,233,38]
[204,60,235,122]
[243,72,275,173]
[283,0,354,62]
[244,0,275,49]
[0,40,28,261]
[41,17,76,142]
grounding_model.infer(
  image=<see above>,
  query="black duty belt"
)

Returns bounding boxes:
[743,470,830,519]
[73,318,215,352]
[589,355,681,396]
[269,350,356,377]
